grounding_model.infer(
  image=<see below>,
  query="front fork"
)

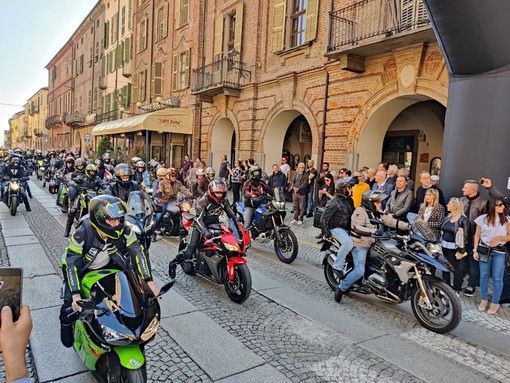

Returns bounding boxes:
[414,265,434,310]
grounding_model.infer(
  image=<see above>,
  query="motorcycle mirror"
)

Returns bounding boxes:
[157,281,175,297]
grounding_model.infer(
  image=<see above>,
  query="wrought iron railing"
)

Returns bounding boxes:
[192,57,251,94]
[45,115,63,129]
[95,110,119,124]
[328,0,430,52]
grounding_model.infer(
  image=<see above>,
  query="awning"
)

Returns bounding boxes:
[91,108,193,136]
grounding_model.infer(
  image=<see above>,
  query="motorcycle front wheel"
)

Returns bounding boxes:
[410,280,462,334]
[123,366,147,383]
[274,228,298,264]
[10,196,18,216]
[224,263,252,304]
[323,255,342,290]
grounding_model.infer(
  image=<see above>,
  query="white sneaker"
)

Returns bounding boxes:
[296,220,303,225]
[289,219,297,224]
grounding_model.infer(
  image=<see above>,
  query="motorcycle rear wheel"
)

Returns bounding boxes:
[224,263,252,304]
[274,228,298,264]
[410,280,461,334]
[10,196,18,216]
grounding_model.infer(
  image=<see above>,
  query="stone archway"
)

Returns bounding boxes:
[209,117,235,171]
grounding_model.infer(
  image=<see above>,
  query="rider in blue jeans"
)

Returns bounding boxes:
[334,190,387,303]
[320,177,358,276]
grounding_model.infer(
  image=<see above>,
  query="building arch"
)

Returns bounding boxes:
[259,100,320,173]
[207,110,239,170]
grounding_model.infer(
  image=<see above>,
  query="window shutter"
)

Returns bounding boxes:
[109,51,114,73]
[126,83,132,107]
[128,0,132,30]
[154,62,162,96]
[151,63,155,98]
[272,0,286,52]
[416,0,428,25]
[304,0,319,43]
[162,3,168,38]
[213,15,224,61]
[124,37,131,61]
[175,0,181,29]
[144,18,148,50]
[133,73,139,103]
[400,0,414,29]
[234,3,243,55]
[115,44,122,69]
[184,49,190,88]
[121,86,127,108]
[101,56,106,76]
[172,54,178,91]
[104,21,110,48]
[154,8,159,41]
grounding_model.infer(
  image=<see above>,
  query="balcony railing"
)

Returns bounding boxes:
[327,0,431,56]
[99,75,107,90]
[33,129,43,137]
[122,60,132,77]
[192,57,251,97]
[65,113,85,127]
[95,110,119,124]
[45,115,63,129]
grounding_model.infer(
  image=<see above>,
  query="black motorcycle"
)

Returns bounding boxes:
[157,193,190,239]
[235,188,298,263]
[3,177,23,216]
[322,216,461,334]
[43,159,57,188]
[126,191,156,255]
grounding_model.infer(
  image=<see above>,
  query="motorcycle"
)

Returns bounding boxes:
[43,160,57,188]
[37,159,48,180]
[176,214,252,303]
[322,215,462,334]
[158,194,192,239]
[3,178,23,216]
[125,191,156,255]
[73,187,98,228]
[54,172,70,213]
[65,267,174,382]
[235,187,298,263]
[25,158,35,176]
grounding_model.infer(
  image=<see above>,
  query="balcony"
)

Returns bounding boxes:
[95,110,119,124]
[122,60,132,77]
[33,129,43,137]
[65,112,85,128]
[191,57,251,100]
[45,115,63,129]
[327,0,435,66]
[23,131,32,139]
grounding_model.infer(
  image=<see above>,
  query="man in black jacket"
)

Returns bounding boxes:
[1,157,31,211]
[320,177,357,276]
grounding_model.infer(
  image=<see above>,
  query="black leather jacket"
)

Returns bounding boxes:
[194,193,239,236]
[105,180,140,203]
[320,195,355,237]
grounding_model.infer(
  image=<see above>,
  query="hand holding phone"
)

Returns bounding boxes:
[0,268,22,322]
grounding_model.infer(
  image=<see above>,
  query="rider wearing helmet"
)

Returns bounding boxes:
[59,195,157,347]
[1,156,31,211]
[102,153,114,172]
[242,165,272,228]
[64,162,103,237]
[333,190,387,303]
[169,179,240,278]
[153,167,189,214]
[133,160,150,188]
[104,163,139,203]
[320,177,358,279]
[205,167,216,182]
[130,156,142,171]
[191,168,208,198]
[55,157,76,212]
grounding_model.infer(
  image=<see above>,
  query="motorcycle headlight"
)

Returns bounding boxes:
[40,167,45,171]
[126,221,142,234]
[10,183,19,191]
[100,323,132,342]
[427,243,442,256]
[141,316,160,341]
[224,242,240,252]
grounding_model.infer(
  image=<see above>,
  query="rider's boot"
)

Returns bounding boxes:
[64,220,73,237]
[168,244,196,279]
[59,306,73,348]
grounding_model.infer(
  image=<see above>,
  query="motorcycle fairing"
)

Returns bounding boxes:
[227,256,247,281]
[113,345,145,370]
[73,320,107,370]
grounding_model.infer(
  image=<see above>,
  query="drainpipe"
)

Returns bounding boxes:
[196,0,208,159]
[321,71,329,166]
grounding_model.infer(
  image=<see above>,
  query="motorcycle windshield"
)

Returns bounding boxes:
[273,187,284,202]
[127,191,154,220]
[407,213,437,243]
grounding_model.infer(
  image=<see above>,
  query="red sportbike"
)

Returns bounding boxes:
[178,215,252,303]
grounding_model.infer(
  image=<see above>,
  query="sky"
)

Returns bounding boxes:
[0,0,99,145]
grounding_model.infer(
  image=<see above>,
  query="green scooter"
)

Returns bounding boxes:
[66,268,173,382]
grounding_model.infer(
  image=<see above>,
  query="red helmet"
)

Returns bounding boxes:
[208,180,227,203]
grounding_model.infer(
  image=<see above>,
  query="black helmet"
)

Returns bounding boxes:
[114,163,133,184]
[89,195,126,239]
[208,179,227,203]
[94,158,104,169]
[361,190,389,211]
[65,157,75,166]
[85,164,98,179]
[11,157,20,167]
[249,166,262,181]
[48,180,59,194]
[75,158,85,172]
[335,177,358,196]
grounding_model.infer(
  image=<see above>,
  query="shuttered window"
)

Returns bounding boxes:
[156,4,168,41]
[272,0,318,52]
[152,62,163,97]
[137,19,147,52]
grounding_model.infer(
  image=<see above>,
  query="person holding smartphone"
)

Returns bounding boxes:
[0,305,33,383]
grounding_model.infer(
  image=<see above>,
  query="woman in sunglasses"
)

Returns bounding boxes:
[473,199,510,314]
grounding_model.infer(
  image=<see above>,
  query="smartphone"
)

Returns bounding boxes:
[0,267,23,322]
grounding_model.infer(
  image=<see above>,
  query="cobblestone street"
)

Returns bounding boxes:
[1,180,510,382]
